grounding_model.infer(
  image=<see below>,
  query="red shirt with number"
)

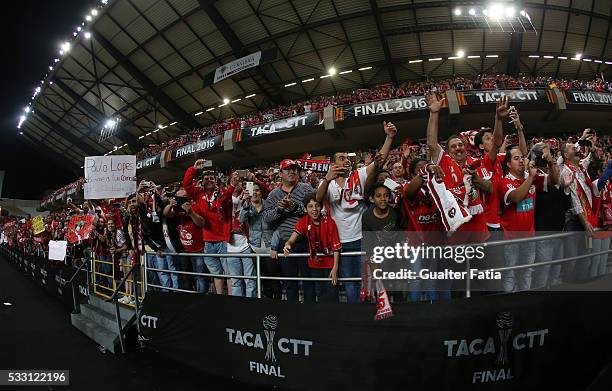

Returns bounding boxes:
[481,153,506,228]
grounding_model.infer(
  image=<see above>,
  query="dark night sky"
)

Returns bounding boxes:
[0,0,93,200]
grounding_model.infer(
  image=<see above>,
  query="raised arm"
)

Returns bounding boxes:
[509,106,528,157]
[425,93,444,162]
[491,96,510,163]
[366,121,397,179]
[183,159,206,200]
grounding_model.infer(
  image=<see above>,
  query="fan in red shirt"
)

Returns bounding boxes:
[183,158,239,294]
[497,145,549,292]
[401,158,450,301]
[284,193,341,303]
[425,92,492,244]
[475,97,529,231]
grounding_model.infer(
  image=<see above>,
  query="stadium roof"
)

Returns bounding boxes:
[17,0,612,169]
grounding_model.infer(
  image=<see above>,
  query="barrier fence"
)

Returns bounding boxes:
[141,230,612,300]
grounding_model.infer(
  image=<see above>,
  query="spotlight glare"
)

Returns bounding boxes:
[469,8,476,16]
[456,50,465,58]
[223,98,230,104]
[489,4,503,20]
[85,15,92,22]
[575,53,582,59]
[84,32,92,39]
[520,10,526,16]
[328,67,337,75]
[91,9,98,16]
[505,7,515,17]
[454,8,461,16]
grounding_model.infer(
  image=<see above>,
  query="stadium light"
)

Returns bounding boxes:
[320,74,330,79]
[84,32,92,39]
[520,10,526,16]
[231,98,241,103]
[158,124,167,129]
[19,132,23,135]
[505,7,515,17]
[454,8,461,16]
[558,56,567,60]
[146,132,152,136]
[170,121,177,125]
[582,58,592,62]
[489,4,503,20]
[302,77,314,83]
[245,93,256,98]
[77,26,82,32]
[456,50,465,58]
[543,55,554,59]
[467,55,480,59]
[358,66,372,71]
[85,15,92,22]
[328,67,337,75]
[284,82,297,87]
[194,111,203,116]
[223,98,230,104]
[428,57,442,61]
[409,59,423,63]
[138,135,145,139]
[339,70,352,74]
[206,107,215,112]
[486,54,499,58]
[529,55,540,58]
[605,61,612,65]
[91,9,98,16]
[469,8,476,16]
[574,53,582,60]
[60,41,71,53]
[594,60,602,63]
[24,107,30,113]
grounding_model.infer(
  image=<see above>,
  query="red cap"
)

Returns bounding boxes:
[279,159,301,170]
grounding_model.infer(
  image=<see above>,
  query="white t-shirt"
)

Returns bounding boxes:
[227,196,250,253]
[322,166,368,243]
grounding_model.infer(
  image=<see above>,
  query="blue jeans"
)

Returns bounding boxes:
[227,247,256,298]
[204,241,228,276]
[534,238,563,289]
[146,253,160,292]
[503,241,536,292]
[155,252,173,291]
[279,239,314,302]
[190,256,210,293]
[339,239,362,303]
[407,255,450,301]
[590,237,611,278]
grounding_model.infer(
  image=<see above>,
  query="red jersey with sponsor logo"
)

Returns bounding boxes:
[401,184,446,245]
[498,172,545,239]
[481,153,506,228]
[175,208,204,253]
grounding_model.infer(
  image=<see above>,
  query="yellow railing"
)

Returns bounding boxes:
[92,255,144,306]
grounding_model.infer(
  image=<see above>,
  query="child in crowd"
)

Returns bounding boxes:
[284,194,341,302]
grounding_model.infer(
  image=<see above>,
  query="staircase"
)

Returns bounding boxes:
[71,294,136,354]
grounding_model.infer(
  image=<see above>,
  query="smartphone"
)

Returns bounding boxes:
[383,178,400,191]
[245,181,254,195]
[578,139,592,147]
[175,196,190,205]
[236,169,250,178]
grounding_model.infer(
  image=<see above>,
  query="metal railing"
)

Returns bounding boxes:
[106,263,141,354]
[142,230,611,300]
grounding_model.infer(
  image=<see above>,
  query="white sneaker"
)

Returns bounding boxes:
[118,296,128,304]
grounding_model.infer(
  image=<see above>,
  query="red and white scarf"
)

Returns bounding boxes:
[426,174,472,233]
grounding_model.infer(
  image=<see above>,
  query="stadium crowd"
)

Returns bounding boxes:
[3,94,611,304]
[135,74,612,160]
